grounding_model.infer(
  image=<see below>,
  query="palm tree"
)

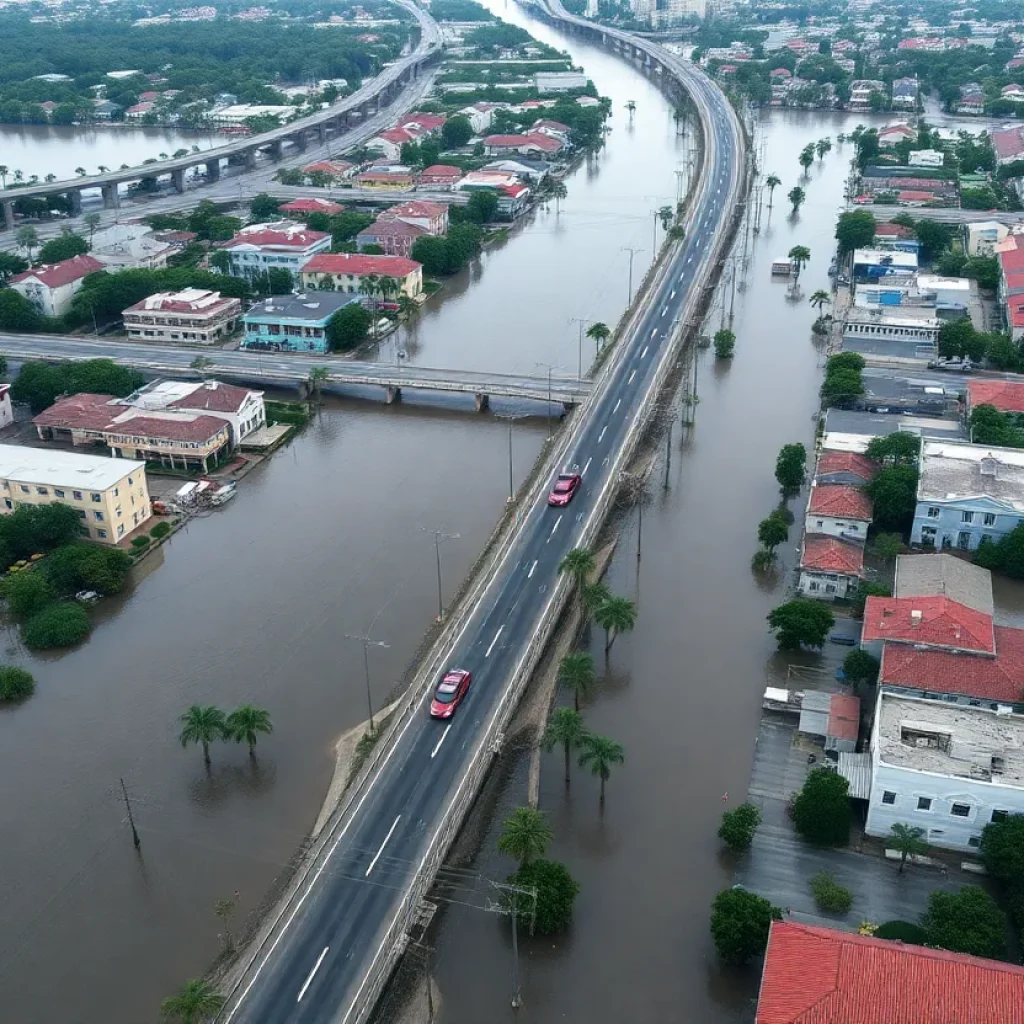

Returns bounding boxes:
[578,733,624,808]
[360,273,380,330]
[83,211,101,244]
[816,137,832,161]
[809,289,831,313]
[798,145,814,173]
[889,823,928,873]
[550,179,568,213]
[594,594,637,655]
[74,166,87,177]
[583,580,611,616]
[788,245,811,282]
[625,100,636,119]
[225,704,273,757]
[160,979,224,1023]
[787,186,805,213]
[765,174,781,208]
[178,705,227,766]
[558,546,595,612]
[96,164,109,174]
[159,152,169,160]
[586,321,610,355]
[497,806,552,866]
[16,225,38,262]
[658,204,674,231]
[44,173,56,183]
[558,651,595,712]
[397,293,419,320]
[0,165,7,188]
[542,707,587,787]
[12,169,23,183]
[378,275,398,306]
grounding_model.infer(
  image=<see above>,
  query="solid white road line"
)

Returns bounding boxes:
[613,398,621,413]
[582,457,592,477]
[365,816,401,877]
[527,560,537,578]
[598,426,607,442]
[431,725,452,759]
[641,346,649,359]
[485,625,504,657]
[549,515,562,538]
[628,370,636,384]
[297,947,330,1003]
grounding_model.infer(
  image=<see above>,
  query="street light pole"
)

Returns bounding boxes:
[534,361,564,440]
[569,317,591,380]
[344,633,390,731]
[421,528,459,622]
[495,409,526,504]
[621,246,643,305]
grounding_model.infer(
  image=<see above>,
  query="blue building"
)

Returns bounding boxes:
[241,292,360,353]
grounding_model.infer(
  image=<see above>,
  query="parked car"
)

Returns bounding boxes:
[547,472,581,507]
[430,669,472,718]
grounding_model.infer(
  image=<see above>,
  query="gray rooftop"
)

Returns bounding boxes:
[894,553,994,617]
[918,439,1024,512]
[824,409,966,441]
[244,292,359,322]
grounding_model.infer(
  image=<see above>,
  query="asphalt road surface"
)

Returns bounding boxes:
[223,15,745,1024]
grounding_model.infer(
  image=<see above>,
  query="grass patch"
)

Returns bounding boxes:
[345,708,398,786]
[266,400,310,428]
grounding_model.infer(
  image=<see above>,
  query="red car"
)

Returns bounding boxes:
[547,473,581,507]
[430,669,472,718]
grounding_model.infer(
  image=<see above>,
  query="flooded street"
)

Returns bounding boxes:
[0,4,891,1020]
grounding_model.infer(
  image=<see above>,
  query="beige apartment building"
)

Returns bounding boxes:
[0,445,151,545]
[122,288,241,344]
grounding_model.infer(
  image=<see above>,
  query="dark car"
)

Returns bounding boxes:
[547,472,581,507]
[430,669,472,718]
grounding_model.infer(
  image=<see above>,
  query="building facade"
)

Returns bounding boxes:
[242,292,362,353]
[222,221,331,281]
[122,288,241,344]
[9,254,105,317]
[0,445,150,544]
[300,253,424,298]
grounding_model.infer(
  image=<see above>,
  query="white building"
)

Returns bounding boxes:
[9,254,105,318]
[842,311,940,348]
[90,224,174,271]
[916,274,971,311]
[968,220,1010,256]
[534,71,587,93]
[222,221,332,281]
[908,149,944,167]
[865,691,1024,853]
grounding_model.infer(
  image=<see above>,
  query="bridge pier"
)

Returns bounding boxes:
[205,158,221,182]
[474,393,490,412]
[68,189,83,215]
[243,149,257,171]
[292,131,307,153]
[100,183,119,210]
[269,140,283,160]
[385,386,402,404]
[171,168,186,194]
[317,123,327,145]
[2,200,13,231]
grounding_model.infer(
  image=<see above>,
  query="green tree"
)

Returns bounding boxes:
[208,251,232,275]
[593,594,637,654]
[710,887,781,964]
[586,321,611,354]
[788,186,805,212]
[16,225,39,261]
[765,174,781,208]
[41,544,131,596]
[809,289,831,312]
[774,442,807,492]
[160,979,224,1024]
[921,886,1007,960]
[792,767,850,847]
[713,328,735,359]
[938,318,985,362]
[865,432,920,466]
[718,801,761,852]
[889,823,928,874]
[558,651,595,712]
[841,648,879,690]
[441,115,473,149]
[498,806,552,866]
[37,233,88,264]
[980,813,1024,883]
[3,570,53,620]
[326,303,372,351]
[820,367,864,408]
[466,189,498,224]
[0,251,28,281]
[22,601,90,649]
[757,511,789,555]
[915,219,954,260]
[178,704,227,767]
[249,193,281,222]
[577,733,624,808]
[816,137,832,160]
[865,465,919,533]
[767,599,834,651]
[788,245,811,281]
[225,704,273,758]
[0,666,35,701]
[83,211,102,244]
[798,144,815,172]
[507,859,579,935]
[542,707,587,787]
[558,546,595,612]
[873,532,904,564]
[834,210,876,253]
[0,289,45,332]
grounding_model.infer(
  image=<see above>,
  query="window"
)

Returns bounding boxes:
[808,581,819,592]
[951,803,971,818]
[77,510,86,520]
[55,489,64,498]
[917,796,932,811]
[19,485,28,494]
[91,493,101,503]
[957,531,971,549]
[73,491,82,500]
[962,510,975,523]
[96,529,107,539]
[36,487,48,495]
[117,524,124,537]
[3,499,10,510]
[882,791,896,805]
[816,519,824,528]
[968,836,982,849]
[93,511,104,521]
[984,513,996,526]
[113,487,118,497]
[128,477,133,485]
[992,756,1006,775]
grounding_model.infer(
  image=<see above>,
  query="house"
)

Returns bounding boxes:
[300,253,423,299]
[124,101,155,121]
[957,83,985,115]
[911,440,1024,551]
[354,169,416,191]
[842,310,940,352]
[89,225,174,271]
[399,112,447,136]
[813,450,879,486]
[242,292,362,353]
[1003,84,1024,103]
[530,118,571,141]
[482,157,551,182]
[368,127,417,161]
[302,159,357,181]
[455,169,523,194]
[498,182,531,217]
[769,68,792,81]
[798,534,865,600]
[873,222,917,248]
[418,164,463,190]
[91,100,122,120]
[968,220,1010,256]
[379,200,448,236]
[890,75,918,109]
[852,248,918,280]
[804,483,873,542]
[0,445,151,545]
[9,254,105,317]
[849,79,886,109]
[278,198,344,217]
[967,378,1024,416]
[481,133,563,157]
[356,218,426,257]
[915,274,971,311]
[457,101,503,133]
[222,221,331,280]
[122,289,241,344]
[756,921,1024,1022]
[908,148,944,167]
[991,125,1024,167]
[877,123,916,148]
[534,70,587,93]
[861,593,996,660]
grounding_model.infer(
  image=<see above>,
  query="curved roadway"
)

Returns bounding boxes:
[225,9,745,1023]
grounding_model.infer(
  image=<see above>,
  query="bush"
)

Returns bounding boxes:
[22,601,90,649]
[2,570,54,620]
[710,887,782,964]
[0,666,35,701]
[507,859,580,935]
[980,813,1024,883]
[792,768,851,847]
[718,802,762,852]
[874,920,928,945]
[0,503,85,566]
[922,885,1007,960]
[41,543,132,597]
[151,522,172,539]
[131,536,150,550]
[810,872,853,914]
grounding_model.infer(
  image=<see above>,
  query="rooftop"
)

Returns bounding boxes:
[992,125,1024,162]
[105,413,228,443]
[807,483,873,521]
[123,288,238,316]
[968,379,1024,415]
[278,198,344,215]
[420,164,463,177]
[0,443,143,490]
[226,221,329,250]
[756,920,1024,1024]
[381,200,448,219]
[302,253,422,278]
[800,534,864,575]
[862,595,995,654]
[815,450,880,483]
[482,132,562,152]
[918,439,1024,512]
[894,554,994,616]
[244,292,358,322]
[853,248,919,269]
[877,691,1024,784]
[10,254,105,289]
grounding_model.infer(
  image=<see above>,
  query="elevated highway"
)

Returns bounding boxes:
[219,5,747,1022]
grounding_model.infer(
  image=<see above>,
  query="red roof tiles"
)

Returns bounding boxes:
[861,595,995,654]
[808,484,873,521]
[302,253,422,278]
[482,133,562,152]
[757,921,1024,1024]
[33,393,117,432]
[278,198,344,215]
[800,535,864,575]
[226,225,328,250]
[815,451,880,482]
[968,379,1024,415]
[420,164,463,180]
[169,382,255,414]
[11,254,104,289]
[111,414,227,443]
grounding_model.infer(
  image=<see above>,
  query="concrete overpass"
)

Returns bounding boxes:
[1,0,441,230]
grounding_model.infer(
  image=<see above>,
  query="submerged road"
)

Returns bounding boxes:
[225,12,745,1024]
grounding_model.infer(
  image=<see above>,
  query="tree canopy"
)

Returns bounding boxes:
[775,443,807,492]
[710,887,781,964]
[835,210,876,253]
[922,886,1007,960]
[325,303,372,352]
[767,599,834,651]
[865,465,919,534]
[864,432,920,466]
[507,859,580,935]
[792,767,851,847]
[11,358,143,413]
[36,232,88,265]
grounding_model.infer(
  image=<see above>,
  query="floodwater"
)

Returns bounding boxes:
[0,123,219,184]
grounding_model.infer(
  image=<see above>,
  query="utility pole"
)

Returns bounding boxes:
[534,361,563,440]
[674,167,686,207]
[119,776,141,850]
[421,528,459,623]
[344,633,390,731]
[620,246,643,305]
[485,880,537,1010]
[569,317,591,379]
[495,409,527,504]
[651,209,658,255]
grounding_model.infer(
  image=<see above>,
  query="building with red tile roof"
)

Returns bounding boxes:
[814,451,879,484]
[482,132,563,156]
[379,199,448,236]
[874,222,915,240]
[222,220,331,280]
[756,921,1024,1023]
[419,164,464,188]
[861,595,995,656]
[400,112,447,135]
[967,379,1024,415]
[798,535,864,600]
[354,170,416,190]
[992,124,1024,167]
[807,483,873,522]
[9,254,105,317]
[356,218,426,258]
[300,252,424,298]
[302,159,356,180]
[278,197,344,216]
[122,288,241,344]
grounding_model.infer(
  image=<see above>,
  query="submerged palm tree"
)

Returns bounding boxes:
[558,651,595,712]
[178,705,227,766]
[160,979,224,1023]
[578,733,625,809]
[765,173,781,208]
[542,707,588,787]
[558,546,595,613]
[594,594,638,655]
[586,321,611,355]
[809,289,831,313]
[498,806,552,866]
[225,705,273,758]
